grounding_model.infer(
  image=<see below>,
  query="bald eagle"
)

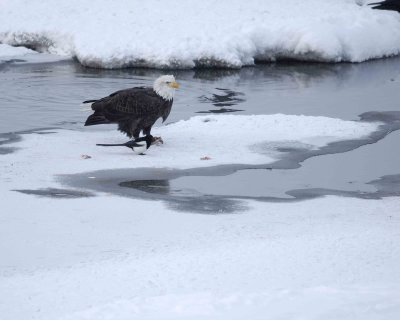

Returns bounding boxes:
[83,75,179,139]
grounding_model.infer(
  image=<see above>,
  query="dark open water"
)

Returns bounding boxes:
[1,58,400,212]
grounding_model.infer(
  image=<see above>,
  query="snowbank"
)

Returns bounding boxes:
[0,0,399,68]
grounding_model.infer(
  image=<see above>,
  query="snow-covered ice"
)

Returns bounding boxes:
[0,43,70,64]
[1,113,400,319]
[0,0,400,68]
[0,43,34,57]
[0,114,380,190]
[2,192,400,320]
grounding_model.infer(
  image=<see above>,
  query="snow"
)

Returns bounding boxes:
[1,113,400,319]
[0,114,380,190]
[0,0,400,69]
[0,43,70,64]
[0,43,34,57]
[1,1,400,316]
[1,192,400,320]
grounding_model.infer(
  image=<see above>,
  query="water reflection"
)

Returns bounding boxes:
[119,178,247,213]
[199,88,245,107]
[2,57,400,133]
[119,179,171,195]
[197,87,245,113]
[196,108,243,114]
[15,188,94,198]
[192,69,240,81]
[0,132,21,154]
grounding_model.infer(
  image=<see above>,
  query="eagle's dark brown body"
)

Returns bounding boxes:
[84,87,173,139]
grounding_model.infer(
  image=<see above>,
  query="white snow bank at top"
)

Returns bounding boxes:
[0,0,399,69]
[0,114,379,189]
[0,43,70,64]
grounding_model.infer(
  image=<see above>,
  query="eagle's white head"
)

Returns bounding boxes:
[153,75,180,101]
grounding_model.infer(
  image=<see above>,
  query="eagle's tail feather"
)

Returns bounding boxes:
[96,141,143,147]
[96,143,126,147]
[84,113,110,126]
[369,0,400,12]
[80,99,98,111]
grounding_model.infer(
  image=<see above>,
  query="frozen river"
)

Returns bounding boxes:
[1,57,400,320]
[1,58,400,209]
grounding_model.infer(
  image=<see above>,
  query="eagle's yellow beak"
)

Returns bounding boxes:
[169,81,180,89]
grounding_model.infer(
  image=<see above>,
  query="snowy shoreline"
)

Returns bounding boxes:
[1,0,400,69]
